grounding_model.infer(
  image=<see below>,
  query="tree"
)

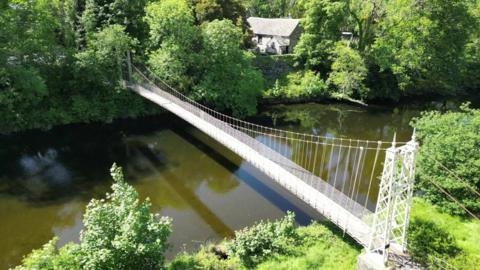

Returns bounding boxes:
[14,164,172,270]
[245,0,308,18]
[145,0,202,90]
[75,24,137,85]
[328,42,368,99]
[294,0,347,72]
[80,0,149,43]
[0,0,73,132]
[190,0,252,47]
[80,164,172,269]
[372,0,474,94]
[347,0,385,52]
[193,0,224,23]
[14,238,81,270]
[194,19,263,117]
[144,0,198,48]
[411,104,480,216]
[461,0,480,90]
[148,41,200,90]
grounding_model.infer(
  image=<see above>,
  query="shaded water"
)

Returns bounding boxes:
[0,100,465,268]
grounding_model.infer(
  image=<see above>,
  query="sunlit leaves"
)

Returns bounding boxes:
[412,105,480,216]
[80,163,172,269]
[328,42,368,99]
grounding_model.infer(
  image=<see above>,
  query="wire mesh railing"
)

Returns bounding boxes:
[128,64,399,231]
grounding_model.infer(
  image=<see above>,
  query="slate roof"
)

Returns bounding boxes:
[247,17,300,37]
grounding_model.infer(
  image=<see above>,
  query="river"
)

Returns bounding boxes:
[0,100,471,269]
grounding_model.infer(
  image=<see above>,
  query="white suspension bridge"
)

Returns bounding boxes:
[126,64,419,267]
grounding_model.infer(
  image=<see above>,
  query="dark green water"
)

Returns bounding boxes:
[0,100,471,269]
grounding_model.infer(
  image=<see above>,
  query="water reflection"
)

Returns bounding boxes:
[0,114,324,269]
[5,100,462,268]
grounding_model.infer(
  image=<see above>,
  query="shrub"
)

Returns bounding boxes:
[15,164,172,270]
[447,253,480,270]
[80,164,172,269]
[168,253,200,270]
[407,218,460,266]
[227,212,299,267]
[14,238,81,270]
[265,70,330,99]
[411,104,480,216]
[328,42,369,99]
[168,246,243,270]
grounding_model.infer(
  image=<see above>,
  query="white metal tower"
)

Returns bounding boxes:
[367,131,419,264]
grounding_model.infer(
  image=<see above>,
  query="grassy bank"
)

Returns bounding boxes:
[409,198,480,268]
[167,198,480,270]
[168,221,361,270]
[255,224,360,270]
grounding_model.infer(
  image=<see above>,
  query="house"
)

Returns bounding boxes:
[247,17,302,55]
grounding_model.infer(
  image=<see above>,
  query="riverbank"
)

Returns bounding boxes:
[166,197,480,270]
[408,198,480,269]
[167,220,361,270]
[3,101,478,269]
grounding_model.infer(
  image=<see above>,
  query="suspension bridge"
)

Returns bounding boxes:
[126,64,419,267]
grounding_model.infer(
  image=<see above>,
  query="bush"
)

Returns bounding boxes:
[14,238,81,270]
[266,70,330,99]
[80,164,172,269]
[15,164,172,270]
[411,104,480,216]
[447,253,480,270]
[168,246,243,270]
[168,253,200,270]
[327,42,369,99]
[407,218,460,266]
[226,212,299,267]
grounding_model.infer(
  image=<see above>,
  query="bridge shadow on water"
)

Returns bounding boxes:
[171,124,317,226]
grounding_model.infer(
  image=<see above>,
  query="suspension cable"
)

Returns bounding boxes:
[426,156,480,198]
[425,177,480,220]
[131,64,409,146]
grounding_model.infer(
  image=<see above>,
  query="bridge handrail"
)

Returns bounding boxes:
[130,64,406,149]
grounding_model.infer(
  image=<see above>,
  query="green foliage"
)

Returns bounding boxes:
[462,0,480,91]
[193,0,224,23]
[76,24,137,84]
[0,1,156,133]
[447,253,480,270]
[193,19,263,117]
[168,220,360,270]
[256,223,360,270]
[190,0,252,47]
[289,0,480,101]
[295,0,346,72]
[80,164,172,269]
[145,8,263,117]
[265,70,329,99]
[372,0,474,93]
[411,105,480,216]
[80,0,149,43]
[145,0,198,48]
[328,42,368,99]
[15,164,172,270]
[410,198,480,269]
[168,247,244,270]
[14,238,81,270]
[245,0,308,18]
[407,218,460,266]
[226,212,298,267]
[145,0,201,90]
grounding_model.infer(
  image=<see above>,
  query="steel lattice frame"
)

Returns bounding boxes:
[367,133,419,263]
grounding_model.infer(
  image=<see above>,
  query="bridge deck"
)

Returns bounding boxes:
[129,82,372,246]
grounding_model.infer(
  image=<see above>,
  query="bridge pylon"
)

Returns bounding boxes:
[367,131,419,265]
